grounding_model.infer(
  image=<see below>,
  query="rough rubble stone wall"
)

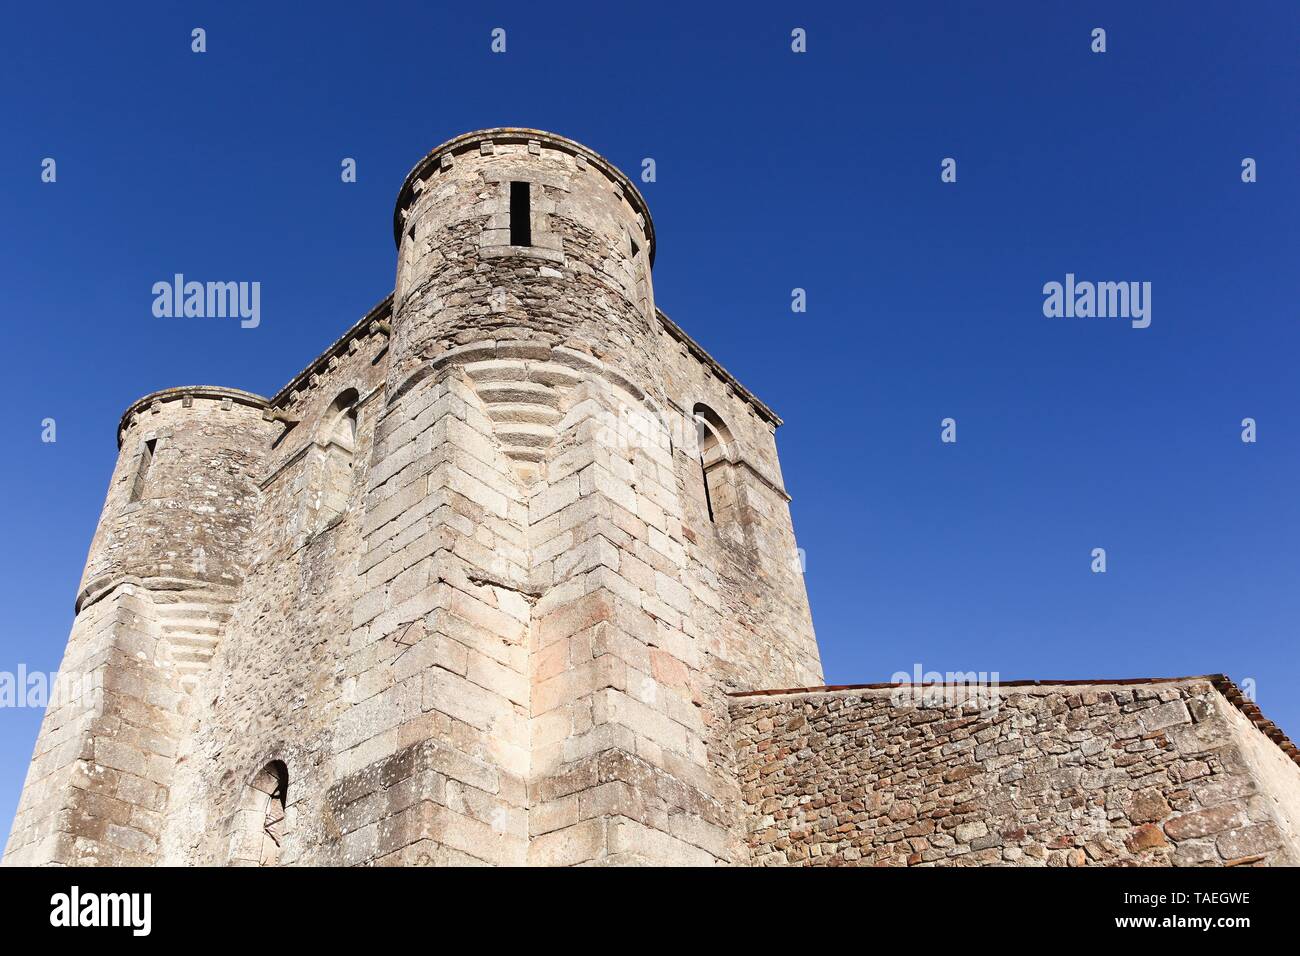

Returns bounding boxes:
[730,680,1300,866]
[155,334,389,865]
[79,391,271,596]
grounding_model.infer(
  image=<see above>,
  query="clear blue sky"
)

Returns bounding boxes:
[2,2,1297,840]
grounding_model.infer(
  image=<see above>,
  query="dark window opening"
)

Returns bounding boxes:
[261,761,289,866]
[693,405,733,526]
[129,439,156,503]
[696,416,717,523]
[510,181,532,247]
[700,455,715,522]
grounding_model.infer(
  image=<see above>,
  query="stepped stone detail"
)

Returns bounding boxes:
[5,128,1297,867]
[148,583,238,693]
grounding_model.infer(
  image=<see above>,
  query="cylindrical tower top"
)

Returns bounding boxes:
[117,385,268,448]
[387,126,662,397]
[80,389,275,611]
[393,127,655,264]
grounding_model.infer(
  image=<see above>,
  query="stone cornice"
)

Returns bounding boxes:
[75,574,231,615]
[116,386,269,448]
[657,309,783,428]
[728,675,1221,699]
[393,128,657,265]
[267,294,393,408]
[706,453,791,502]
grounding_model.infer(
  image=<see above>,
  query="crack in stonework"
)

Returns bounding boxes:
[466,572,541,602]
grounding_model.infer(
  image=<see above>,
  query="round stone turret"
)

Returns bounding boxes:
[79,386,274,610]
[388,128,659,399]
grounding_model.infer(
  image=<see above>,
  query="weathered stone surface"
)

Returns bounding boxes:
[1216,823,1281,860]
[1125,823,1168,852]
[729,680,1300,867]
[1128,788,1171,824]
[1164,805,1247,841]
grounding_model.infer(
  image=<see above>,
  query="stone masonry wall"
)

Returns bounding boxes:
[730,679,1300,866]
[5,391,275,865]
[156,323,393,865]
[2,586,164,865]
[654,316,820,693]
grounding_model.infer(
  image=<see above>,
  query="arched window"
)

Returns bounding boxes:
[692,404,733,525]
[229,760,289,866]
[317,389,359,530]
[323,388,359,451]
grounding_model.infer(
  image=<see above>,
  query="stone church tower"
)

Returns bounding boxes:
[4,129,822,866]
[8,129,1299,868]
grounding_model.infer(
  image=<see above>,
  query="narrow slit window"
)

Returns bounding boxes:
[510,181,532,247]
[700,454,715,522]
[129,439,156,503]
[695,414,717,523]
